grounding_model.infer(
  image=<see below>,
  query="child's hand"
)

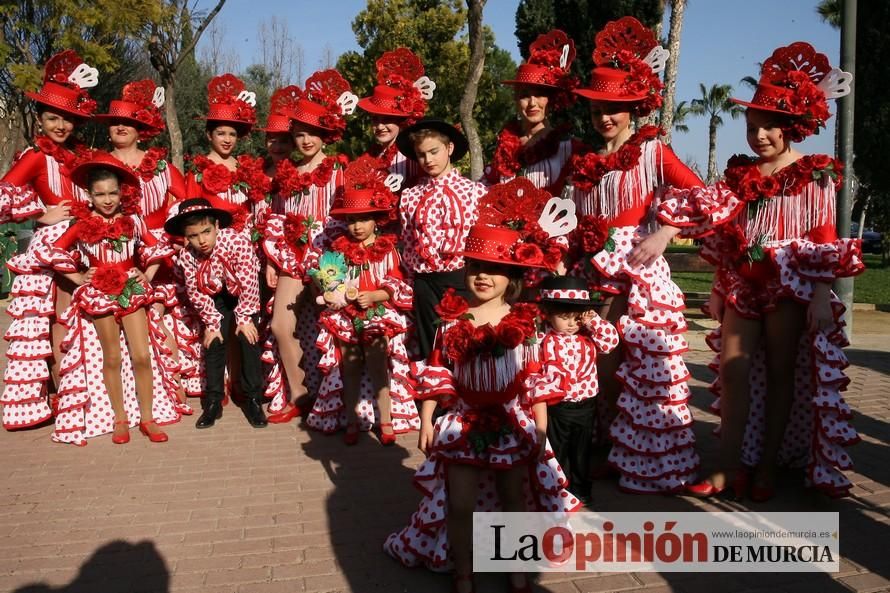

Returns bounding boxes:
[580,309,596,325]
[81,267,96,286]
[418,423,435,457]
[808,284,833,333]
[236,321,259,344]
[130,268,148,285]
[627,226,672,268]
[203,329,224,348]
[535,428,548,462]
[39,202,72,225]
[265,264,278,289]
[356,291,376,309]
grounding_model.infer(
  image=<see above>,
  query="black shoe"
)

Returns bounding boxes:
[196,401,222,429]
[243,399,268,428]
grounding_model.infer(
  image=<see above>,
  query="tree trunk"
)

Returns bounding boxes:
[706,118,718,184]
[164,80,185,170]
[460,0,486,180]
[660,0,687,143]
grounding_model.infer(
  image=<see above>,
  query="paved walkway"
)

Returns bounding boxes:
[0,305,888,593]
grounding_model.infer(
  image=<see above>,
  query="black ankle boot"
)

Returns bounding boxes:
[196,401,222,429]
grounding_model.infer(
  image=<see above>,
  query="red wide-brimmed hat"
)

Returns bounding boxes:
[468,177,578,270]
[357,48,435,122]
[164,197,233,236]
[257,85,302,133]
[574,17,668,116]
[462,225,544,268]
[329,155,399,217]
[25,50,99,119]
[70,150,139,189]
[731,42,851,142]
[197,74,257,136]
[289,70,357,142]
[502,30,577,92]
[94,79,166,139]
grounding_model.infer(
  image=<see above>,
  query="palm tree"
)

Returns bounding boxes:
[816,0,841,28]
[659,0,689,144]
[672,100,692,134]
[688,83,744,183]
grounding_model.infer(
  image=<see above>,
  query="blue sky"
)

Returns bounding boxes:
[198,0,840,170]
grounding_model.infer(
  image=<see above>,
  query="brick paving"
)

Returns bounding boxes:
[0,303,888,593]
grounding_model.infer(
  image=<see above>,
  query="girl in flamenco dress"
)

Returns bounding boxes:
[0,50,97,430]
[306,156,419,444]
[94,79,198,414]
[46,152,180,445]
[357,47,436,193]
[487,29,584,196]
[567,16,704,494]
[262,69,357,422]
[385,179,580,593]
[185,74,270,235]
[661,43,864,501]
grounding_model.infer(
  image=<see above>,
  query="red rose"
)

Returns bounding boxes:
[443,320,474,360]
[473,324,498,351]
[543,245,563,270]
[230,210,248,232]
[576,215,610,254]
[202,163,233,194]
[140,153,159,179]
[513,243,543,266]
[810,155,832,170]
[79,216,108,244]
[70,202,92,220]
[92,266,128,295]
[435,288,469,320]
[615,144,641,169]
[497,321,526,349]
[111,216,135,239]
[757,176,781,197]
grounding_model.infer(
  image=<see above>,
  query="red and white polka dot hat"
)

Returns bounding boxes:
[538,275,598,309]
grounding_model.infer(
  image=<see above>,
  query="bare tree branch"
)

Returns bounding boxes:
[174,0,226,70]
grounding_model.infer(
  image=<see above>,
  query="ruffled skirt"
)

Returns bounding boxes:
[574,225,699,493]
[383,397,581,570]
[306,306,418,434]
[706,240,862,496]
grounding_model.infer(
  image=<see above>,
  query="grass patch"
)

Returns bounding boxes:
[672,271,713,294]
[669,253,890,304]
[854,254,890,305]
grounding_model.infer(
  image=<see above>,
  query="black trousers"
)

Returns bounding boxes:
[204,291,263,405]
[547,398,596,500]
[412,269,469,360]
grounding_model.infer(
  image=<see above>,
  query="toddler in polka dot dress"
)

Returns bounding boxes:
[529,275,619,505]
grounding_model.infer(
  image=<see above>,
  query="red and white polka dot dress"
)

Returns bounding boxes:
[2,146,90,430]
[384,305,581,571]
[262,159,347,405]
[306,237,419,434]
[43,213,182,445]
[569,130,703,493]
[660,155,865,497]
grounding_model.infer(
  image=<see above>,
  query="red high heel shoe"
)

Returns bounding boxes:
[378,422,397,446]
[267,403,300,424]
[685,478,727,498]
[343,422,359,446]
[111,420,130,445]
[139,421,168,443]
